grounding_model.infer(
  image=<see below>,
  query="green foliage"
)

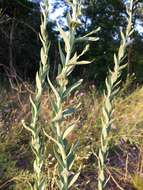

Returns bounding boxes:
[98,0,134,189]
[0,0,143,190]
[112,86,143,146]
[22,1,50,189]
[44,0,99,189]
[0,109,32,190]
[1,79,143,190]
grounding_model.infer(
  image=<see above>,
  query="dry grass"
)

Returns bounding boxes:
[0,84,143,189]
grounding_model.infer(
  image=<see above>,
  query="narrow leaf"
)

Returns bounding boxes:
[68,172,80,188]
[58,42,66,65]
[58,24,70,52]
[76,60,91,65]
[53,146,65,169]
[62,124,76,139]
[63,79,83,98]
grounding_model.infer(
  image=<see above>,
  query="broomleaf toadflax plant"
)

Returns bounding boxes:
[98,0,134,190]
[44,0,100,189]
[22,0,50,190]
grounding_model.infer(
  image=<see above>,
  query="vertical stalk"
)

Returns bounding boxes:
[22,1,50,190]
[44,1,100,189]
[98,1,134,190]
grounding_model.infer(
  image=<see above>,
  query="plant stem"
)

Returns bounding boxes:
[22,1,50,189]
[44,1,100,189]
[98,1,134,189]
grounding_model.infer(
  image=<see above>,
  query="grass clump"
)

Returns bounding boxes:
[0,77,143,189]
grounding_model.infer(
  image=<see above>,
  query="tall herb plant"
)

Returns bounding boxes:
[98,0,134,190]
[44,0,99,189]
[22,1,50,190]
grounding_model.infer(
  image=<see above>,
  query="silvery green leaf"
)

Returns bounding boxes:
[105,77,111,96]
[130,0,133,9]
[129,29,134,36]
[113,80,121,89]
[34,159,41,174]
[76,27,100,42]
[58,42,66,65]
[44,130,60,145]
[102,106,109,124]
[52,110,63,122]
[76,60,91,65]
[62,124,76,139]
[22,120,35,137]
[58,63,62,75]
[68,171,80,188]
[58,24,70,52]
[44,130,66,161]
[83,27,100,37]
[53,146,65,169]
[63,108,76,117]
[61,168,69,179]
[66,12,72,27]
[66,66,75,77]
[85,37,100,42]
[47,74,61,105]
[36,72,42,99]
[80,36,99,42]
[68,52,78,65]
[119,63,127,71]
[30,95,37,119]
[114,54,118,67]
[99,149,104,167]
[105,100,111,115]
[67,152,75,170]
[63,79,83,98]
[120,30,126,45]
[51,101,58,113]
[39,33,45,47]
[76,45,89,60]
[68,141,79,156]
[59,173,65,187]
[118,44,125,61]
[110,89,120,101]
[40,47,46,66]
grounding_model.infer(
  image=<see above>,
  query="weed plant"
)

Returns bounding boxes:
[22,0,100,189]
[1,0,142,190]
[98,0,134,190]
[22,1,50,189]
[44,0,99,189]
